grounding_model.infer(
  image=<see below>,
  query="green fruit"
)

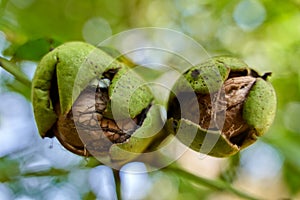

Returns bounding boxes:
[167,56,276,157]
[32,42,166,165]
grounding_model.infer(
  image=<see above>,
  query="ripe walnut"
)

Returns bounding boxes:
[32,42,166,165]
[167,57,276,157]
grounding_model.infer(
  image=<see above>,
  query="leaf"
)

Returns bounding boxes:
[11,38,61,61]
[283,161,300,195]
[264,130,300,195]
[0,157,20,182]
[83,191,97,200]
[219,153,240,183]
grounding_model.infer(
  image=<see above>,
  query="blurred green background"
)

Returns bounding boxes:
[0,0,300,199]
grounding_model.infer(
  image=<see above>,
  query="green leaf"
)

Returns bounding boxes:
[0,157,20,182]
[219,153,240,183]
[12,38,61,61]
[283,161,300,195]
[83,191,97,200]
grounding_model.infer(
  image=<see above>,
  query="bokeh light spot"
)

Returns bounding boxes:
[0,183,14,200]
[88,165,117,199]
[82,17,112,45]
[240,142,283,180]
[120,162,150,200]
[284,101,300,134]
[0,93,35,157]
[10,0,35,9]
[233,0,266,31]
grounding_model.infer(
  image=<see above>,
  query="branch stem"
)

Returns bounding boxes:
[0,57,32,88]
[113,169,122,200]
[164,165,260,200]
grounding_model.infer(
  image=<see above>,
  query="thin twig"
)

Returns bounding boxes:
[164,165,260,200]
[113,169,122,200]
[0,57,32,88]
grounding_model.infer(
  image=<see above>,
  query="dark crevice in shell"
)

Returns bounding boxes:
[136,104,152,126]
[228,69,249,78]
[46,58,60,138]
[93,83,152,144]
[229,128,255,147]
[103,68,120,80]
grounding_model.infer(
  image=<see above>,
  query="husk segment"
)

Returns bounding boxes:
[166,118,240,157]
[243,78,277,136]
[32,42,121,137]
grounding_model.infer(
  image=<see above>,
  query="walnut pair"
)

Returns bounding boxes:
[32,42,276,164]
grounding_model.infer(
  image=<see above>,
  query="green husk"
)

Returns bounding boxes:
[32,41,121,137]
[243,78,277,136]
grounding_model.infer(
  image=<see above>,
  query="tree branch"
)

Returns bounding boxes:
[0,57,32,88]
[164,165,260,200]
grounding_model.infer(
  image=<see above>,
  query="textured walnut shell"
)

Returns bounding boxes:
[167,56,276,157]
